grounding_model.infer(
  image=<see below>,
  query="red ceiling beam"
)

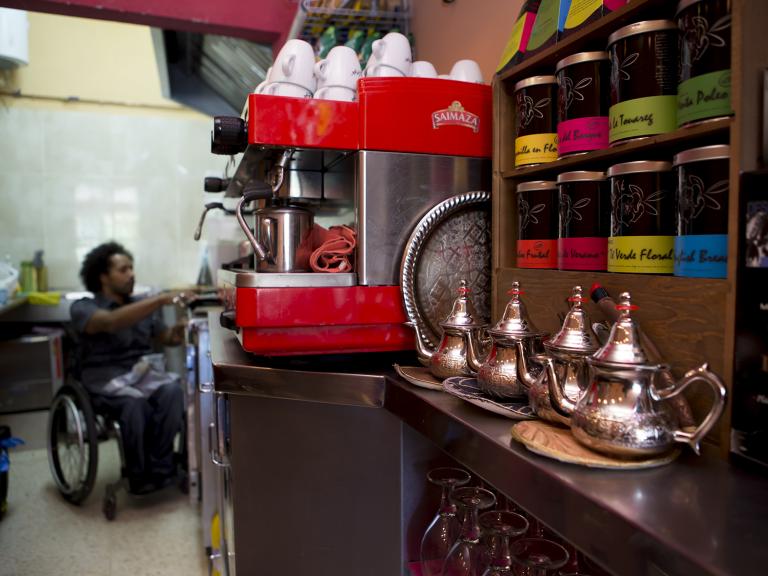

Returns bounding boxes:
[0,0,299,49]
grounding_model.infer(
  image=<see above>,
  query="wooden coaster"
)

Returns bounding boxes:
[510,420,680,470]
[393,364,444,391]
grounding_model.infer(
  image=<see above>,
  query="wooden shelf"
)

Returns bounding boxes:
[498,0,666,83]
[501,117,732,179]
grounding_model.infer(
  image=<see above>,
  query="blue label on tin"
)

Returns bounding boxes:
[674,234,727,278]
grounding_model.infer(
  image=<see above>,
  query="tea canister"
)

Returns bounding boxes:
[556,51,611,156]
[673,144,730,278]
[557,171,609,271]
[607,20,679,144]
[677,0,732,126]
[607,161,675,273]
[514,76,558,167]
[517,180,559,269]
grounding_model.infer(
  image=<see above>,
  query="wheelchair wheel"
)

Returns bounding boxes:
[47,383,99,504]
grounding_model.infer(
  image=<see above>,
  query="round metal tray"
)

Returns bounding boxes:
[400,191,491,350]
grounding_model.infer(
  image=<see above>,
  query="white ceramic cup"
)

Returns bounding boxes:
[363,52,379,77]
[449,59,484,84]
[437,74,453,80]
[315,46,362,91]
[314,85,356,102]
[256,81,313,99]
[270,39,317,93]
[371,32,412,76]
[367,63,407,77]
[411,60,438,78]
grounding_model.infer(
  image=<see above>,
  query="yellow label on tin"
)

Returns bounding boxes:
[565,0,602,29]
[515,133,558,167]
[607,236,674,273]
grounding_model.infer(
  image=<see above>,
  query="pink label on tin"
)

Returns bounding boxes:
[604,0,628,11]
[557,116,609,155]
[558,237,607,270]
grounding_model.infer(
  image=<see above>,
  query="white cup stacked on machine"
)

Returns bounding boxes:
[365,32,413,77]
[314,46,362,102]
[254,39,316,98]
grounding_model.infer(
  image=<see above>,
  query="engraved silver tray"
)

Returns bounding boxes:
[400,191,491,350]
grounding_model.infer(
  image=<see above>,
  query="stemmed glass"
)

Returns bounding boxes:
[420,468,472,576]
[480,511,530,576]
[442,487,497,576]
[510,538,570,576]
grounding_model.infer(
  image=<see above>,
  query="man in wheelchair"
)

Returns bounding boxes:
[70,241,188,495]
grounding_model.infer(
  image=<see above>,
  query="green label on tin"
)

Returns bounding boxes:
[609,95,677,142]
[677,69,732,126]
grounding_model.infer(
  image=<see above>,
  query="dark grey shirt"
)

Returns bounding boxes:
[70,294,165,392]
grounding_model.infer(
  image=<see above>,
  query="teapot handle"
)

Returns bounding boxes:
[650,363,727,455]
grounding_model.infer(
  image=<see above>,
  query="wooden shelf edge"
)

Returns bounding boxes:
[501,117,732,179]
[495,267,730,286]
[497,0,657,82]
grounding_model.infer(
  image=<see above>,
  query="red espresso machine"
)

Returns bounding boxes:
[210,77,492,356]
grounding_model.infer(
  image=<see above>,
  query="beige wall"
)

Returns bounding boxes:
[0,12,236,291]
[7,12,181,108]
[412,0,524,81]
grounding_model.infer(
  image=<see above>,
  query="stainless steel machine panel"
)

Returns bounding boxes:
[357,151,491,286]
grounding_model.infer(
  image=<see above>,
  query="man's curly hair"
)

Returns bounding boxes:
[79,241,133,293]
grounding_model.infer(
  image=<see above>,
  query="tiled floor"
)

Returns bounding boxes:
[0,439,207,576]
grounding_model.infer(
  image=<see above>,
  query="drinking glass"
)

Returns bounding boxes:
[420,468,472,576]
[480,511,529,576]
[510,538,569,576]
[442,487,497,576]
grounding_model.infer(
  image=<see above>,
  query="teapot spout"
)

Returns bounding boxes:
[515,339,539,389]
[407,322,434,366]
[546,356,577,417]
[465,329,487,373]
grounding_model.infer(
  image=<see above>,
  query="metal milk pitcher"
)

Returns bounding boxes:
[548,292,727,458]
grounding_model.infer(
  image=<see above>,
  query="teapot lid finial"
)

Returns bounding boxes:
[545,285,599,353]
[440,279,486,330]
[591,291,654,366]
[489,281,543,337]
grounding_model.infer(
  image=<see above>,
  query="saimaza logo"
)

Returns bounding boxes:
[432,101,480,133]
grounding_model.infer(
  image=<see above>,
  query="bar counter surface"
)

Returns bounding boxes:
[210,316,768,576]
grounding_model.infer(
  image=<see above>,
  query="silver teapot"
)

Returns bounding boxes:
[465,282,547,399]
[517,286,599,426]
[548,292,727,458]
[410,280,488,380]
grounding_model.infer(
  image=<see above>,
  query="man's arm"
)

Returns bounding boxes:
[82,293,178,335]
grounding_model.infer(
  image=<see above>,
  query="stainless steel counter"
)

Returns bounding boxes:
[210,318,768,576]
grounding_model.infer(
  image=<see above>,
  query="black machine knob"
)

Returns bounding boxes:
[204,177,231,192]
[211,116,248,155]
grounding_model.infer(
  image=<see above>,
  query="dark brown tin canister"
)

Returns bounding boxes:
[517,180,558,269]
[607,20,679,144]
[673,144,730,278]
[515,76,558,167]
[607,160,675,273]
[557,171,609,271]
[555,51,610,156]
[676,0,732,126]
